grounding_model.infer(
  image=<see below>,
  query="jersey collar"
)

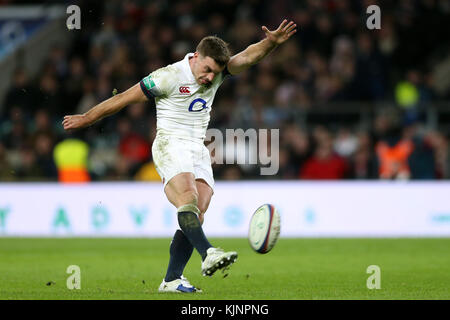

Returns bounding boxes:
[183,53,196,83]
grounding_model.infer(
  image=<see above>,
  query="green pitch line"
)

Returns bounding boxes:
[0,238,449,300]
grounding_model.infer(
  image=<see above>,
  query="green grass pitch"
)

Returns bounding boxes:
[0,238,449,300]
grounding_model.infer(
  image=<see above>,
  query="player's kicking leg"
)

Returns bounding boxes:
[159,173,237,292]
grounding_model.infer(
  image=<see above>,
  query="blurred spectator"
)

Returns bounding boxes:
[300,128,349,180]
[47,45,69,79]
[373,111,414,180]
[76,77,98,115]
[395,71,421,110]
[3,69,37,119]
[281,123,312,174]
[135,161,160,181]
[333,127,358,158]
[221,165,244,180]
[15,148,43,180]
[33,133,58,179]
[3,119,29,150]
[353,31,387,100]
[126,102,152,138]
[117,117,151,177]
[424,130,449,179]
[36,73,63,117]
[275,147,298,179]
[348,131,377,180]
[32,109,55,138]
[64,56,86,114]
[53,137,91,183]
[375,138,413,180]
[0,142,15,181]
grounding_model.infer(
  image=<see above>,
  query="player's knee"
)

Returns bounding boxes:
[180,189,199,207]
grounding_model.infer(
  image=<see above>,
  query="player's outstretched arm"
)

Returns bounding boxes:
[62,83,147,130]
[227,19,297,75]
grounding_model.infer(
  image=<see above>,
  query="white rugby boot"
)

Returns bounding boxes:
[201,247,238,276]
[158,275,202,293]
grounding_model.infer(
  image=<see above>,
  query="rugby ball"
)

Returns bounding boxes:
[248,204,281,254]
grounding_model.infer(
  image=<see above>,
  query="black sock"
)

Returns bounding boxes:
[177,211,212,261]
[164,230,194,282]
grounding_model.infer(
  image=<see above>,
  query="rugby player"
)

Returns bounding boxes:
[63,19,297,293]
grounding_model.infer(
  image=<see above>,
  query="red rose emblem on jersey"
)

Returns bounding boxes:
[179,86,191,95]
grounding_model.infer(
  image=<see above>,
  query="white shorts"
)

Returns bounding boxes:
[151,135,215,190]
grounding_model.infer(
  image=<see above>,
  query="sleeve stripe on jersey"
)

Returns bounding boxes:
[140,80,156,100]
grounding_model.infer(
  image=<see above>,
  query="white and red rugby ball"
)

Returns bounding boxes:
[248,204,281,254]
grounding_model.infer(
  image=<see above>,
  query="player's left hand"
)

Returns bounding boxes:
[262,19,297,46]
[62,114,89,130]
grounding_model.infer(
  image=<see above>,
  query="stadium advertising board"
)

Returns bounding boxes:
[0,182,449,237]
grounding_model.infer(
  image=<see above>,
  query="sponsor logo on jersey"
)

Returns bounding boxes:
[179,86,191,95]
[188,98,208,112]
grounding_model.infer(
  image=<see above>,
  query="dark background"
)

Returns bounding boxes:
[0,0,449,182]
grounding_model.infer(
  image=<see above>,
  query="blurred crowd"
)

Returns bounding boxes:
[1,0,450,182]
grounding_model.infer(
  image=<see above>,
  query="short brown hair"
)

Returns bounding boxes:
[196,36,231,67]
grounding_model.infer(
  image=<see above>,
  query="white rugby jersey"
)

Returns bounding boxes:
[140,53,229,143]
